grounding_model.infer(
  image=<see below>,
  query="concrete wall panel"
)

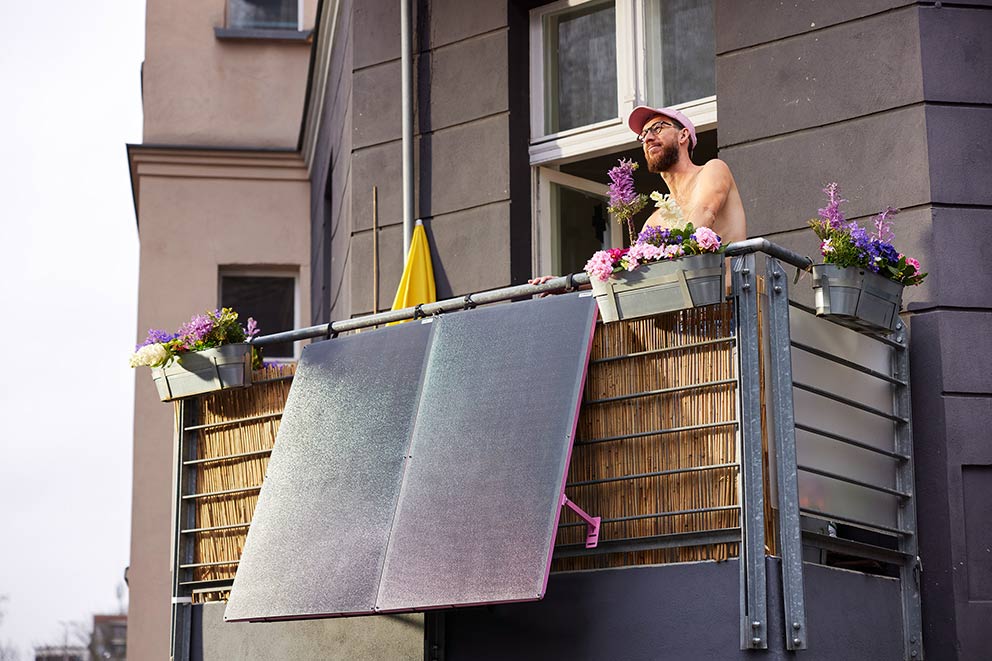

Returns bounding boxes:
[425,114,511,217]
[715,0,913,54]
[350,225,404,315]
[931,311,992,394]
[353,0,401,69]
[721,106,930,237]
[718,7,923,145]
[429,0,507,49]
[926,105,992,206]
[428,31,509,131]
[427,202,512,297]
[351,141,403,231]
[920,6,992,104]
[929,207,992,309]
[352,61,402,150]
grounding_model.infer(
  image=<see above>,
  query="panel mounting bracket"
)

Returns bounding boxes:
[561,494,601,548]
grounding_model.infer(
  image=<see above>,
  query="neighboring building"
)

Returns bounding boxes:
[129,0,992,659]
[33,646,87,661]
[91,614,127,660]
[127,1,317,658]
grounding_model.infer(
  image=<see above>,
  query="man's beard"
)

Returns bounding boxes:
[646,142,680,173]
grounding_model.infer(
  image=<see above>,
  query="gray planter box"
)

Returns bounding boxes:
[151,343,253,402]
[590,252,725,323]
[811,264,904,334]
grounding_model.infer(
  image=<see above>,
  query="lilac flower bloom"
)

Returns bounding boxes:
[818,182,847,229]
[246,317,259,338]
[873,206,899,243]
[607,159,639,208]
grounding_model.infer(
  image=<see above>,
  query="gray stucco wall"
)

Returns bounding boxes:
[311,0,522,321]
[715,2,992,658]
[440,559,903,660]
[191,603,423,660]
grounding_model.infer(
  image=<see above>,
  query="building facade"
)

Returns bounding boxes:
[130,0,992,658]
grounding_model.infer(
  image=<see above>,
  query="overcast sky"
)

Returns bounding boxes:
[0,1,144,654]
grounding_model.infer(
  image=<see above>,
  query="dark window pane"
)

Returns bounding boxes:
[228,0,297,30]
[554,184,610,275]
[547,2,617,133]
[647,0,716,106]
[221,275,295,358]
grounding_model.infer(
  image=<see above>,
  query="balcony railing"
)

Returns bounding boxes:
[167,239,922,660]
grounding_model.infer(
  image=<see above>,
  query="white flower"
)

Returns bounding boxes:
[130,343,169,368]
[649,191,686,228]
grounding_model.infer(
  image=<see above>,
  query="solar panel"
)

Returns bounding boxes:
[226,294,597,621]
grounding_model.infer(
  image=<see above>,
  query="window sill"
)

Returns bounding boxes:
[214,27,312,43]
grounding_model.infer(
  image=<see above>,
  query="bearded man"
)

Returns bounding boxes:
[629,106,747,245]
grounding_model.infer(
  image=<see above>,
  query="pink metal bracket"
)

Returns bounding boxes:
[561,494,601,549]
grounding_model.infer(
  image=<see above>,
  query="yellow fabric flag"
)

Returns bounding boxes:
[388,220,436,324]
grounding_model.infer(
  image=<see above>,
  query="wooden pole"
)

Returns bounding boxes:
[372,186,379,313]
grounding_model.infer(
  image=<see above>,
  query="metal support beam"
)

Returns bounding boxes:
[732,254,767,650]
[892,323,924,660]
[170,402,197,661]
[765,257,807,651]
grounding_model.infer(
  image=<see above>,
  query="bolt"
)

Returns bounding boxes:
[772,271,781,279]
[742,268,751,275]
[793,622,801,630]
[793,638,802,646]
[774,286,782,293]
[912,650,918,657]
[752,621,761,628]
[742,283,751,290]
[897,335,905,343]
[752,637,762,645]
[910,637,916,643]
[896,322,903,330]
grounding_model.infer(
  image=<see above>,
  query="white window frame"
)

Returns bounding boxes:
[218,267,301,362]
[532,167,621,278]
[528,0,718,166]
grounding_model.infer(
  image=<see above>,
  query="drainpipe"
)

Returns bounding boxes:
[401,0,414,263]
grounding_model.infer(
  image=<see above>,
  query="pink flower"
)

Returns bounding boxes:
[693,227,722,252]
[584,250,617,282]
[905,256,921,272]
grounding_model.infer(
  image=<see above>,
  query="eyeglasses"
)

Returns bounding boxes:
[637,121,677,142]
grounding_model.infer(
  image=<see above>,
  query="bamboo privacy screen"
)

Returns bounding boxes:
[554,303,747,570]
[185,364,296,602]
[182,303,775,601]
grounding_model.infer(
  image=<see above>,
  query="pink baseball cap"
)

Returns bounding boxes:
[627,105,697,149]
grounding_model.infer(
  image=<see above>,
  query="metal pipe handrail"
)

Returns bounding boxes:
[250,237,806,347]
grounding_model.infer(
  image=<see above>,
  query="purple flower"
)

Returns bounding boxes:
[873,206,899,243]
[246,317,259,338]
[607,159,639,208]
[637,225,670,246]
[818,183,847,229]
[177,314,214,344]
[137,328,174,349]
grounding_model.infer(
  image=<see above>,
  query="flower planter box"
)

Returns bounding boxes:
[151,343,253,402]
[811,264,904,334]
[590,252,725,323]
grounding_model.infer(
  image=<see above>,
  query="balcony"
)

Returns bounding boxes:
[166,240,922,660]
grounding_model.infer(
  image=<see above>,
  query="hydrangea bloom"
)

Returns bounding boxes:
[692,227,721,252]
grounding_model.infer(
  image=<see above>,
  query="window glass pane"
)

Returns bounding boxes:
[221,275,295,358]
[228,0,298,30]
[645,0,716,107]
[546,2,617,134]
[553,184,610,275]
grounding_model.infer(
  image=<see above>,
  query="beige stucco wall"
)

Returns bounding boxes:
[143,0,318,147]
[128,149,310,659]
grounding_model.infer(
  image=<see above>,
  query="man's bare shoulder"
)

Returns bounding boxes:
[699,158,733,179]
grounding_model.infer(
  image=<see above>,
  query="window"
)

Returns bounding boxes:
[227,0,300,31]
[220,270,298,360]
[530,0,717,277]
[529,0,716,163]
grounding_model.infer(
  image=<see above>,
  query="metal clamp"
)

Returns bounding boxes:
[561,494,600,548]
[564,272,578,292]
[413,304,426,320]
[463,294,477,310]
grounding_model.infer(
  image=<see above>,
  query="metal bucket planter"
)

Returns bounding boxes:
[811,264,904,334]
[590,252,725,323]
[151,343,253,402]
